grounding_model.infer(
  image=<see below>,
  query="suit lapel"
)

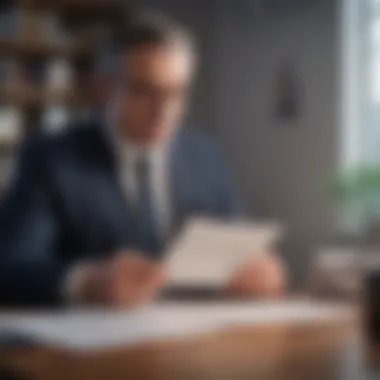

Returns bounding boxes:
[171,130,207,233]
[88,123,140,250]
[171,134,190,231]
[90,125,208,250]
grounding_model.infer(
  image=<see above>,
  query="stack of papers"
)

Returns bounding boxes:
[166,217,283,287]
[0,301,355,351]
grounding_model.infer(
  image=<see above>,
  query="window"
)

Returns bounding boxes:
[368,0,380,161]
[340,0,379,232]
[341,0,380,168]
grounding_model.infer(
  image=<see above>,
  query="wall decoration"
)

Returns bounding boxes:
[274,62,300,122]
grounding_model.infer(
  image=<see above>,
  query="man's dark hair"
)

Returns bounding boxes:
[116,13,196,55]
[96,12,196,78]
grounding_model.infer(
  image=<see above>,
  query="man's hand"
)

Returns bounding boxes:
[74,254,166,308]
[227,254,287,299]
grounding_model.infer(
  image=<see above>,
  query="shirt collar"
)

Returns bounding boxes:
[105,109,170,165]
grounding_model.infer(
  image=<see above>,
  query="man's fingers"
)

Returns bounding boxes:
[227,254,287,299]
[134,265,167,301]
[104,256,166,308]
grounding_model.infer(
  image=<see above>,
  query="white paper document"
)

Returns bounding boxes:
[166,217,283,286]
[0,301,355,351]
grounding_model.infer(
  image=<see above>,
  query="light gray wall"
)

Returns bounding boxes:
[129,0,340,285]
[208,1,340,284]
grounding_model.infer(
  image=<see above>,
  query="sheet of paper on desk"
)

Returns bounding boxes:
[166,217,283,287]
[0,301,355,351]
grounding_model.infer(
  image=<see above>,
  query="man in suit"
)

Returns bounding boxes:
[0,14,286,307]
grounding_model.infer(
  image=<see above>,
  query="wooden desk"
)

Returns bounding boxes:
[0,319,369,380]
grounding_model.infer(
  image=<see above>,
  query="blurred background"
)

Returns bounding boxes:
[0,0,375,292]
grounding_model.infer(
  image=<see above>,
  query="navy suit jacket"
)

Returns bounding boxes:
[0,122,241,306]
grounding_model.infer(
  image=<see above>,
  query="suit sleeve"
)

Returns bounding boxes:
[0,138,69,306]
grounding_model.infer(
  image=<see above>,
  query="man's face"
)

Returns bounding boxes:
[116,44,194,146]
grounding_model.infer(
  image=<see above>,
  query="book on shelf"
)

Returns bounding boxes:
[0,9,19,38]
[18,10,65,44]
[0,59,23,88]
[42,105,70,133]
[0,106,22,143]
[47,59,73,92]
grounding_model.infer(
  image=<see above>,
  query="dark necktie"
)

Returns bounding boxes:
[136,154,161,257]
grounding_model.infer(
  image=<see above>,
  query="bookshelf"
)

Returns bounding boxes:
[0,0,128,186]
[0,37,94,60]
[0,86,93,107]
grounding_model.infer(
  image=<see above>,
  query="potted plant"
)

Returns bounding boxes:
[331,165,380,243]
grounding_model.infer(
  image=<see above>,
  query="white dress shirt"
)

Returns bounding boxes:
[116,139,173,239]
